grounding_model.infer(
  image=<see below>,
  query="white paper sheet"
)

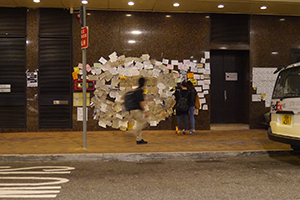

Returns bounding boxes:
[99,57,107,64]
[162,58,169,65]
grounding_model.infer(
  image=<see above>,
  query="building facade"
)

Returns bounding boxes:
[1,7,299,132]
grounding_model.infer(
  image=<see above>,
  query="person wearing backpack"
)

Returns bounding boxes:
[187,81,198,134]
[174,81,191,135]
[126,77,149,144]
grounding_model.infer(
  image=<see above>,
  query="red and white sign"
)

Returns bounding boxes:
[81,26,89,49]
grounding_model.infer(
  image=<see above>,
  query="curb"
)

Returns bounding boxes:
[0,150,293,162]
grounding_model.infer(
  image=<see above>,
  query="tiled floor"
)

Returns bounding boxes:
[210,124,250,130]
[0,129,291,155]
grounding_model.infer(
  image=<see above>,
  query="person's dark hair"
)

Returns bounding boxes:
[187,81,195,91]
[138,77,146,87]
[181,81,187,87]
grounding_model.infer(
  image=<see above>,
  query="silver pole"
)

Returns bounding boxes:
[81,5,87,149]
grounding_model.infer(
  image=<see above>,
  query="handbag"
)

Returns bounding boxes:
[195,94,200,109]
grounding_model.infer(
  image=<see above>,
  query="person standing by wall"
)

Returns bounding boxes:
[174,81,191,135]
[129,77,149,144]
[187,81,197,134]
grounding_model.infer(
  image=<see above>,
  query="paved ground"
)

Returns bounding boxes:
[0,129,291,155]
[2,155,300,200]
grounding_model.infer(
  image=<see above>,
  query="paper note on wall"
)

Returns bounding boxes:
[72,72,78,80]
[205,51,210,59]
[77,107,88,121]
[171,60,179,65]
[252,67,277,107]
[187,73,194,79]
[162,59,169,65]
[73,93,90,107]
[74,67,80,73]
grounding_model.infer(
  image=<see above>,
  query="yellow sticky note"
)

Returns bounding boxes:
[74,67,79,73]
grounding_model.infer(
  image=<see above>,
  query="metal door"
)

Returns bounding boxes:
[210,50,248,123]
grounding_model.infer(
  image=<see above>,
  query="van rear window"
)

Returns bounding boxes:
[272,67,300,99]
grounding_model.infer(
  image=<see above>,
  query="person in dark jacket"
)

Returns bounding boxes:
[187,81,197,134]
[174,81,191,135]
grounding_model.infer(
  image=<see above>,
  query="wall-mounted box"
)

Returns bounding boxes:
[74,80,95,91]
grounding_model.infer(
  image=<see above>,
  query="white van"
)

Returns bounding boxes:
[268,62,300,150]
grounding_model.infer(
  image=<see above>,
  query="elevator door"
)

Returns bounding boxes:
[210,50,248,123]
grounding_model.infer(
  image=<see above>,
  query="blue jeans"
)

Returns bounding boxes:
[177,114,188,131]
[189,106,195,130]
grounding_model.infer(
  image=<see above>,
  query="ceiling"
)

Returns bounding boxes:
[2,0,300,16]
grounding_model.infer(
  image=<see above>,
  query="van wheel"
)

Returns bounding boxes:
[291,145,300,151]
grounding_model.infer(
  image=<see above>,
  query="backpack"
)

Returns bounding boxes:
[124,88,141,111]
[176,91,189,112]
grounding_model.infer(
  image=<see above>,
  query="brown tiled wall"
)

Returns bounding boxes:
[72,11,210,131]
[249,15,300,128]
[250,15,300,67]
[26,9,39,132]
[22,10,300,131]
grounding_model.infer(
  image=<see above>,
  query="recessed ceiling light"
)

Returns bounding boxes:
[271,51,279,55]
[173,3,180,7]
[128,40,136,44]
[218,4,224,9]
[81,0,88,4]
[205,15,210,19]
[131,30,142,34]
[166,15,171,18]
[33,0,40,3]
[128,1,134,6]
[260,6,267,10]
[126,14,132,17]
[280,18,285,21]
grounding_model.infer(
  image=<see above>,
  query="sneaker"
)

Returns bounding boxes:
[188,131,195,135]
[136,139,148,144]
[183,130,189,135]
[176,131,182,135]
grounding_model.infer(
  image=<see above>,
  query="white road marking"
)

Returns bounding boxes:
[0,186,61,190]
[0,190,60,194]
[0,166,75,174]
[0,177,69,186]
[0,194,57,198]
[0,166,74,199]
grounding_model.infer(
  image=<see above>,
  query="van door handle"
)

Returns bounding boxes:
[224,90,227,101]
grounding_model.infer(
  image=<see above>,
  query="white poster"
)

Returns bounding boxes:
[77,107,88,121]
[27,72,38,87]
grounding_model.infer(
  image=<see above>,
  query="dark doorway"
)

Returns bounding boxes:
[210,50,249,123]
[38,9,73,128]
[0,8,27,129]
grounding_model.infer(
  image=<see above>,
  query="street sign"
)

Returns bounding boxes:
[81,26,88,49]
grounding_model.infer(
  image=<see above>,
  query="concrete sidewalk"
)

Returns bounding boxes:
[0,128,293,162]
